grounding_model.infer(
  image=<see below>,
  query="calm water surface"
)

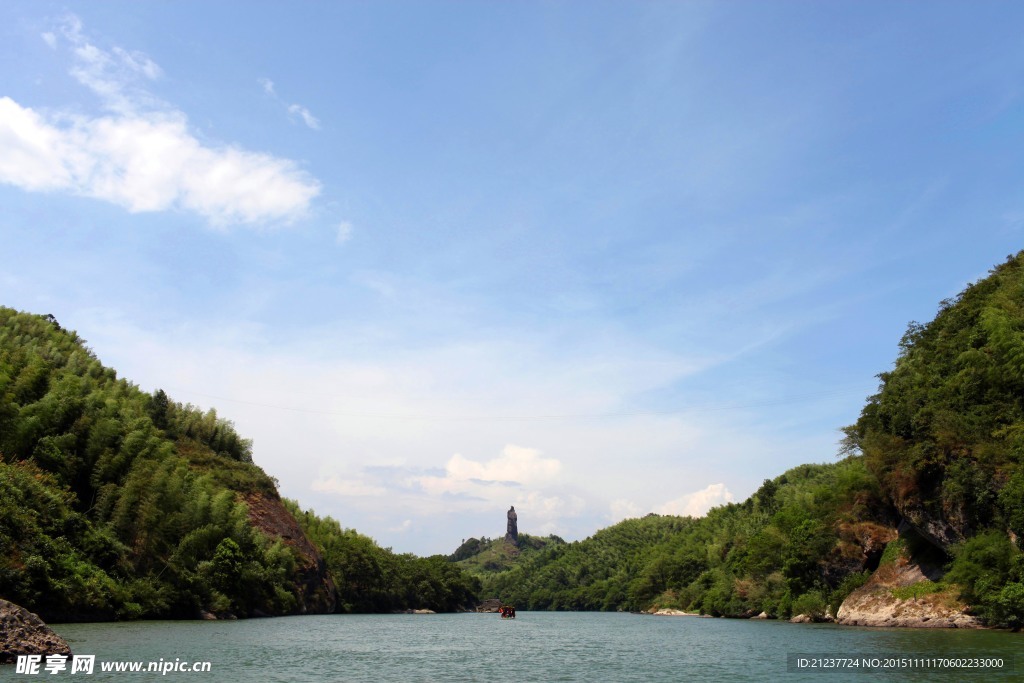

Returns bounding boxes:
[48,613,1020,682]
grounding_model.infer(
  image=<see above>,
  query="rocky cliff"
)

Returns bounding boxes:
[836,542,979,628]
[243,492,336,614]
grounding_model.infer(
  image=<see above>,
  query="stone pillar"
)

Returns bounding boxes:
[505,505,519,544]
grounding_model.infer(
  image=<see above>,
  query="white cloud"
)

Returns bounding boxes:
[288,104,320,130]
[41,32,57,49]
[112,46,162,81]
[261,75,320,130]
[336,220,354,244]
[417,445,562,497]
[65,310,808,554]
[0,99,75,191]
[656,483,734,517]
[0,98,320,225]
[59,14,163,115]
[0,16,321,226]
[507,492,586,535]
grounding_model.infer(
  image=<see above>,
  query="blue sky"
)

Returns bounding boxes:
[2,1,1024,555]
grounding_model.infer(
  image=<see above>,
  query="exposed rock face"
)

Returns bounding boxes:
[824,522,898,586]
[894,504,964,552]
[836,554,980,629]
[476,599,503,613]
[505,506,519,544]
[242,491,336,615]
[0,599,72,664]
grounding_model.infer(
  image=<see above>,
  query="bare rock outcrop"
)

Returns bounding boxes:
[505,506,519,545]
[0,599,72,664]
[476,599,503,613]
[651,608,699,617]
[836,554,980,629]
[243,492,337,615]
[824,522,897,585]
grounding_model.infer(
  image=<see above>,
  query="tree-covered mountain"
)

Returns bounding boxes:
[0,308,476,621]
[450,533,566,575]
[845,251,1024,627]
[286,499,479,614]
[471,458,891,617]
[8,250,1024,627]
[457,252,1024,628]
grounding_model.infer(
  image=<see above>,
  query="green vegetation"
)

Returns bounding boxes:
[0,308,303,620]
[0,307,477,620]
[890,581,946,601]
[458,252,1024,627]
[843,252,1024,627]
[845,253,1024,542]
[9,250,1024,625]
[474,458,891,617]
[285,500,479,613]
[451,534,565,575]
[944,531,1024,628]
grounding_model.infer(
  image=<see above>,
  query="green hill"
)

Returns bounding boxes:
[476,459,891,616]
[463,252,1024,627]
[0,308,477,621]
[9,249,1024,626]
[845,251,1024,627]
[450,534,566,576]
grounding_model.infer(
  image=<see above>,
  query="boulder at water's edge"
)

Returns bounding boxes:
[0,599,72,664]
[836,556,980,629]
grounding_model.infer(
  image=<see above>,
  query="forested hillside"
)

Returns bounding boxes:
[7,250,1024,626]
[0,308,476,620]
[451,533,566,575]
[286,500,479,613]
[466,252,1024,627]
[477,458,892,617]
[846,252,1024,626]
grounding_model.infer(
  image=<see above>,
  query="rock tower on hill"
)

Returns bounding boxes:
[505,506,519,545]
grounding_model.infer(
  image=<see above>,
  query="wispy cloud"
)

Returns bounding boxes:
[60,14,164,114]
[609,483,735,523]
[0,15,320,226]
[336,220,354,245]
[655,483,734,517]
[260,76,321,130]
[66,308,823,553]
[288,104,320,130]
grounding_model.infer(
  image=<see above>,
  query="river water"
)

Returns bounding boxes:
[44,612,1019,682]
